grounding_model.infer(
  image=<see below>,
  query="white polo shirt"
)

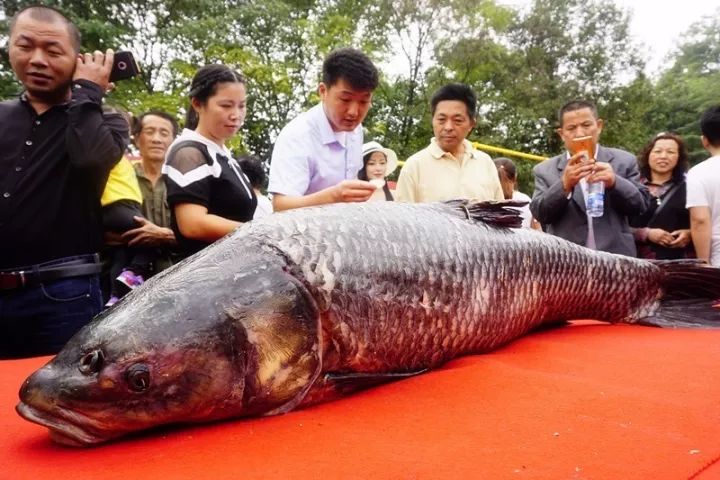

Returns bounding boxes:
[395,138,504,203]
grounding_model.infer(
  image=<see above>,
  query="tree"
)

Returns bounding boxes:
[365,0,518,162]
[437,0,645,155]
[0,0,392,159]
[7,0,705,183]
[649,9,720,164]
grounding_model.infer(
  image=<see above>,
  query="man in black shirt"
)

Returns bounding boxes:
[0,6,128,358]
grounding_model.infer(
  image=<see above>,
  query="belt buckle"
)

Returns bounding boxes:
[0,271,24,290]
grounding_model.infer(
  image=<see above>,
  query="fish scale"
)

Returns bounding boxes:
[245,202,660,374]
[20,200,720,446]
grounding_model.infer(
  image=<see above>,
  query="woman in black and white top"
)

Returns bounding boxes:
[163,64,256,258]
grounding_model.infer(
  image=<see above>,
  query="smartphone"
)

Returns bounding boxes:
[570,136,595,162]
[109,51,141,82]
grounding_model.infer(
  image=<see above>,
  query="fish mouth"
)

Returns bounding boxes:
[16,401,111,447]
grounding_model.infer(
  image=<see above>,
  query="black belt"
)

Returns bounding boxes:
[0,262,101,291]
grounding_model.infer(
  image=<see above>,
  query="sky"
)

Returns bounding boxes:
[499,0,720,75]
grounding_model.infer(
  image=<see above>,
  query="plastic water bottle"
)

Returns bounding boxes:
[586,181,604,217]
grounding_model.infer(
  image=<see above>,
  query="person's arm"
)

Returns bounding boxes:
[530,154,591,225]
[631,227,649,242]
[595,154,650,216]
[121,217,177,247]
[393,157,418,203]
[164,145,241,241]
[272,180,376,211]
[689,206,712,262]
[268,127,375,211]
[174,204,241,243]
[66,50,129,169]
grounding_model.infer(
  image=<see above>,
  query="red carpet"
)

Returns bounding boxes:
[2,321,719,479]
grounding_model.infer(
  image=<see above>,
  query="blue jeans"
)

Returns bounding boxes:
[0,254,103,358]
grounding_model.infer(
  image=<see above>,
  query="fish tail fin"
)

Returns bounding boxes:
[640,260,720,328]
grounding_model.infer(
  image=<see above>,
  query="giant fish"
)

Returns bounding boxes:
[16,201,720,446]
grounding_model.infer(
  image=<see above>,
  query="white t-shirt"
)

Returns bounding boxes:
[686,155,720,266]
[512,190,533,229]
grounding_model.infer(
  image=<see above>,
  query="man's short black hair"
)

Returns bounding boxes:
[10,5,81,53]
[238,155,267,190]
[430,83,477,118]
[133,110,179,138]
[558,100,599,126]
[700,105,720,147]
[322,47,379,92]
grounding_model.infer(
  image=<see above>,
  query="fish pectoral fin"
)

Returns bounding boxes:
[325,370,428,395]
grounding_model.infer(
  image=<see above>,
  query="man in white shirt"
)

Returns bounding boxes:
[687,105,720,265]
[268,48,379,211]
[394,83,504,203]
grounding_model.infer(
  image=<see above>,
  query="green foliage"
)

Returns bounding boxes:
[0,0,716,183]
[436,0,645,159]
[648,9,720,165]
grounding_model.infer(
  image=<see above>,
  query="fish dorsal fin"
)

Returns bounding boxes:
[443,199,525,229]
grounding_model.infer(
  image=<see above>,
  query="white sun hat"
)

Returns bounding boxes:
[362,141,398,177]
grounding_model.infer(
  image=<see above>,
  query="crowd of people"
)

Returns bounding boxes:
[2,5,720,359]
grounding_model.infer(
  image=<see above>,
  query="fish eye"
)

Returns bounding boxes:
[78,350,104,375]
[126,364,150,392]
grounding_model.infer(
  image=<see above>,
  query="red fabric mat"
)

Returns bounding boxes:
[2,321,719,480]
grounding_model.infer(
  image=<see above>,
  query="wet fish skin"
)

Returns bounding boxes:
[17,245,320,445]
[15,201,689,445]
[256,202,660,373]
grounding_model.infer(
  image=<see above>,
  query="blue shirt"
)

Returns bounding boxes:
[268,103,363,196]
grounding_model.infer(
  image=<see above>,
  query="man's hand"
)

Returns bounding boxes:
[331,179,377,203]
[587,162,616,189]
[74,49,114,91]
[561,152,595,193]
[121,216,175,247]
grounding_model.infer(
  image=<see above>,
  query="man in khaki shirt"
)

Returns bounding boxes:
[395,83,503,203]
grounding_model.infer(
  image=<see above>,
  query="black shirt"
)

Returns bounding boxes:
[630,179,692,260]
[164,135,257,257]
[0,80,129,269]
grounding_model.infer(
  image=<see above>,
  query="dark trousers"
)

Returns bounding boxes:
[0,254,103,359]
